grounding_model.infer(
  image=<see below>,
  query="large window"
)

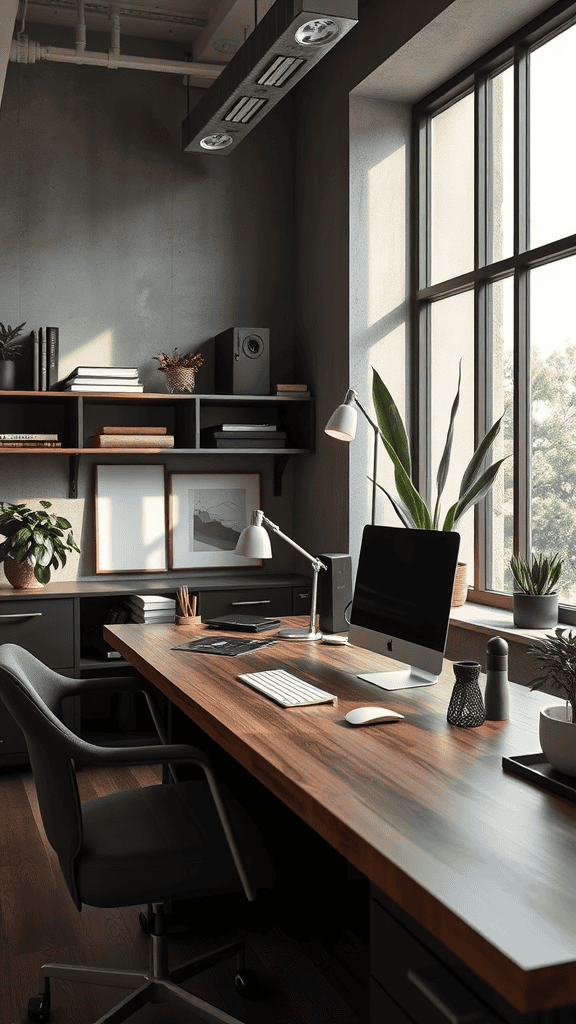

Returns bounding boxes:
[413,0,576,616]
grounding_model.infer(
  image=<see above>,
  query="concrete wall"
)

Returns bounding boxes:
[293,0,455,565]
[0,26,297,580]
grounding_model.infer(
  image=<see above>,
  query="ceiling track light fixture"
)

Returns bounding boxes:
[183,1,358,156]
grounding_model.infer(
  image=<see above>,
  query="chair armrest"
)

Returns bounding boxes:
[74,738,257,902]
[59,675,151,699]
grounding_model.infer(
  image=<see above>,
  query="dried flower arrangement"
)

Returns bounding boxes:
[154,349,204,373]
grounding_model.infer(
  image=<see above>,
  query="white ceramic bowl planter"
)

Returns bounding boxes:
[539,705,576,777]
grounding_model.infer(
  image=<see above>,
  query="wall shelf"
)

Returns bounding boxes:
[0,390,314,497]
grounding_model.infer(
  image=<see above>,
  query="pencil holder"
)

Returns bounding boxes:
[175,615,202,626]
[447,661,485,727]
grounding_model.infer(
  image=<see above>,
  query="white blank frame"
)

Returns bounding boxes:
[94,464,167,573]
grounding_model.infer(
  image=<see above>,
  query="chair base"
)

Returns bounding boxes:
[28,904,252,1024]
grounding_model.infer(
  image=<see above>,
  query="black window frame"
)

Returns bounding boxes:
[411,0,576,619]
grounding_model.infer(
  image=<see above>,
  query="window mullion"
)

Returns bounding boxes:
[514,43,530,559]
[475,73,490,592]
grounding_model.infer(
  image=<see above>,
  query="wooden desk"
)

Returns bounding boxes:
[104,618,576,1016]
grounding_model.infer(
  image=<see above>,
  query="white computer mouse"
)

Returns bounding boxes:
[345,706,405,727]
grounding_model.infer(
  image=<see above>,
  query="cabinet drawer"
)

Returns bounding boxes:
[199,587,293,620]
[371,898,503,1024]
[0,599,74,669]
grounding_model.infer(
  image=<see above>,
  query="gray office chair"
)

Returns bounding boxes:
[0,643,274,1024]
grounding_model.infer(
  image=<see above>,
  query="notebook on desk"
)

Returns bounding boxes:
[204,613,281,632]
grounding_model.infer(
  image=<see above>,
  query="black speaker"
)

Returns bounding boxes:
[317,553,353,634]
[214,327,270,395]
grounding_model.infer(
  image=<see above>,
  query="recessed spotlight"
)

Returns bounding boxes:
[295,19,340,46]
[200,133,233,150]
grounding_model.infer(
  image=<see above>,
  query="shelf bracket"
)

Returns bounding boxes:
[69,455,81,498]
[273,455,291,497]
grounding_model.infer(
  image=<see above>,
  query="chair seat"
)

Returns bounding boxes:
[77,778,273,908]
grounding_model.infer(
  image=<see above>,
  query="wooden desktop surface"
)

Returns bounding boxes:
[104,617,576,1014]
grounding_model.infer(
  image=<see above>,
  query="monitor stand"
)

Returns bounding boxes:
[357,666,438,690]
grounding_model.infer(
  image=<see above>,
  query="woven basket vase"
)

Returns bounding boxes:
[164,367,196,394]
[451,562,468,607]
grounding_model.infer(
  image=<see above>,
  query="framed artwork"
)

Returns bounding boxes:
[168,472,261,570]
[94,464,167,573]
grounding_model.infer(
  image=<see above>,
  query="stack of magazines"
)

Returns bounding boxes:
[125,594,176,624]
[55,366,143,392]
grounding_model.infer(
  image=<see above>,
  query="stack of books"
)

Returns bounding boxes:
[200,423,288,449]
[55,366,143,392]
[275,383,311,397]
[125,594,176,624]
[88,426,174,448]
[32,327,60,391]
[0,432,61,448]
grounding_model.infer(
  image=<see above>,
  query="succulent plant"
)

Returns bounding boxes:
[510,551,563,595]
[0,321,26,361]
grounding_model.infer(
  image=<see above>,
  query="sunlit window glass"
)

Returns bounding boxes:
[488,277,514,591]
[430,93,475,284]
[530,255,576,603]
[490,66,514,263]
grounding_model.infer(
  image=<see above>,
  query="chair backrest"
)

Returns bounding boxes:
[0,644,86,908]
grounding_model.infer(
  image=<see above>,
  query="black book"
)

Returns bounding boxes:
[211,429,287,440]
[213,438,287,448]
[47,327,59,389]
[32,330,39,391]
[39,328,47,391]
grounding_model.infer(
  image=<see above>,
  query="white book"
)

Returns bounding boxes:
[69,376,141,386]
[63,383,144,392]
[220,423,277,432]
[130,612,175,623]
[128,595,176,609]
[62,365,139,380]
[0,433,59,440]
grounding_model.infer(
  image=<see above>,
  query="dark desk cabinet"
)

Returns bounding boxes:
[0,574,311,766]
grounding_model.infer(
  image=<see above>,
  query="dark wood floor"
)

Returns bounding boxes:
[0,762,368,1024]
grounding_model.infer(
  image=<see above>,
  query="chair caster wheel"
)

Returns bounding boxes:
[234,968,259,997]
[139,910,151,934]
[28,993,50,1022]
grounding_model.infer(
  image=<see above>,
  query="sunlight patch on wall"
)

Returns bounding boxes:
[59,330,114,380]
[368,144,406,328]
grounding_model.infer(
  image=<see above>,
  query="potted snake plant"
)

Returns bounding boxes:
[510,551,563,629]
[527,628,576,776]
[371,364,507,605]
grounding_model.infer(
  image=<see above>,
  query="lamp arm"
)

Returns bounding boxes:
[352,392,380,435]
[257,513,327,573]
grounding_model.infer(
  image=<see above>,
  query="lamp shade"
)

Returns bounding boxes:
[234,524,273,559]
[325,401,357,441]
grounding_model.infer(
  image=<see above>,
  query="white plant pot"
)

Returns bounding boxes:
[539,705,576,776]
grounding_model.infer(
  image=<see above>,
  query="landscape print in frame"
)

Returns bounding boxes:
[168,472,261,570]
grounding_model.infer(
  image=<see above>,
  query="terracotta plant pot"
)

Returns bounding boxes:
[3,556,45,589]
[540,705,576,776]
[451,562,468,607]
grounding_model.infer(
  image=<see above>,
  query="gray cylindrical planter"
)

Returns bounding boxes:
[512,592,558,629]
[0,359,16,390]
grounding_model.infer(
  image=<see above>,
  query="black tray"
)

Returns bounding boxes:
[502,753,576,802]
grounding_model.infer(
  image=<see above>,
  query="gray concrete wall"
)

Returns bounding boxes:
[0,26,297,580]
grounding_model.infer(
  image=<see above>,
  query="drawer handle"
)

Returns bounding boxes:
[298,592,311,598]
[0,612,43,620]
[230,600,271,606]
[407,966,493,1023]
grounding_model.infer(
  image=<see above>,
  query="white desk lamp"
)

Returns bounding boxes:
[325,388,379,525]
[234,510,326,641]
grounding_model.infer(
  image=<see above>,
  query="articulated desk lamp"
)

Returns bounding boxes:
[234,510,326,641]
[325,388,379,526]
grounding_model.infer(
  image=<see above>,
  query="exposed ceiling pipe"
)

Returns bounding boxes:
[10,34,222,79]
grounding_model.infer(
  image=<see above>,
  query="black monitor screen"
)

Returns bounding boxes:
[350,526,460,653]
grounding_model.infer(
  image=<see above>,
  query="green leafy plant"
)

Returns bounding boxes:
[0,500,80,585]
[0,321,26,361]
[527,627,576,721]
[510,551,563,595]
[371,364,508,530]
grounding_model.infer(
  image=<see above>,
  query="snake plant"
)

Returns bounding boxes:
[371,364,507,531]
[510,552,563,595]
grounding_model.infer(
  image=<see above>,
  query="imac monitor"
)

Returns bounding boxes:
[349,525,460,690]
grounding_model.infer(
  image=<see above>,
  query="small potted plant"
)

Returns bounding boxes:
[0,321,26,390]
[154,348,204,394]
[0,500,81,588]
[527,628,576,776]
[510,551,562,629]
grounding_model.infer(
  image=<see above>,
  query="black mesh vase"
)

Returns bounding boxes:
[447,661,485,727]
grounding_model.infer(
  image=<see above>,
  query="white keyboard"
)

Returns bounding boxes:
[237,668,337,708]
